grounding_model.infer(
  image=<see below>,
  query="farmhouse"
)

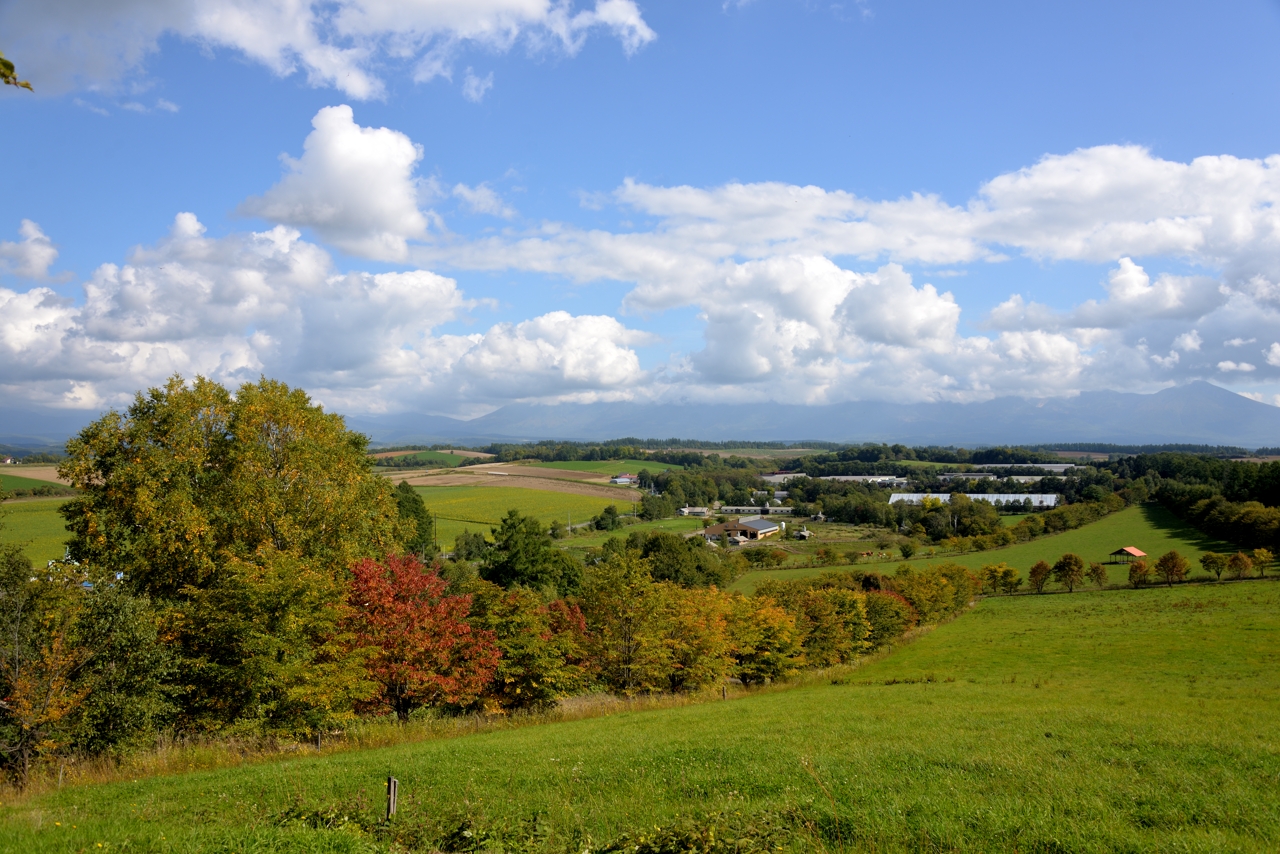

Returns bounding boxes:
[610,473,637,485]
[678,506,710,517]
[889,493,1060,508]
[700,516,781,542]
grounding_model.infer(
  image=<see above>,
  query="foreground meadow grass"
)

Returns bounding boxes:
[4,581,1277,853]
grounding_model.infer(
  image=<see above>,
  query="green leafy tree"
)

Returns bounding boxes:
[636,531,736,588]
[454,530,490,561]
[593,505,623,531]
[862,590,917,647]
[1200,552,1227,581]
[446,580,582,712]
[898,541,917,559]
[1154,550,1189,587]
[395,481,436,559]
[56,376,401,733]
[793,588,870,667]
[579,552,669,695]
[1085,562,1108,589]
[1,51,32,91]
[1052,553,1085,592]
[482,510,580,595]
[1029,560,1052,594]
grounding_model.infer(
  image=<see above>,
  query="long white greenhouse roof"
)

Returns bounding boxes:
[889,493,1060,507]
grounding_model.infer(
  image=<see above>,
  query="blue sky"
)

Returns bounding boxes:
[3,0,1280,417]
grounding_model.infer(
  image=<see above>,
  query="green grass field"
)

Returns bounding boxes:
[415,486,630,549]
[374,450,470,468]
[0,472,66,493]
[528,459,684,474]
[560,515,706,551]
[735,504,1242,592]
[4,580,1276,852]
[0,499,70,566]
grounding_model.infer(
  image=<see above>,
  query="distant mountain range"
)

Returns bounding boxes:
[4,382,1278,449]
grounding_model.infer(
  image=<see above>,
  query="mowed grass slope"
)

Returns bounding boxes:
[0,472,67,492]
[4,582,1277,853]
[415,486,628,548]
[736,504,1241,592]
[0,499,70,566]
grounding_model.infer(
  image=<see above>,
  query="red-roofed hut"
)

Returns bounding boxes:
[1109,546,1147,564]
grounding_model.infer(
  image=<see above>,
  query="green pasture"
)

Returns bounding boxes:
[4,580,1276,852]
[0,499,70,566]
[0,472,66,493]
[374,450,469,468]
[735,504,1241,592]
[559,515,706,551]
[415,486,627,550]
[530,459,683,474]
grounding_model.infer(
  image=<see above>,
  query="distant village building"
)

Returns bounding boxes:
[975,463,1077,474]
[718,505,793,515]
[700,516,782,543]
[793,525,814,540]
[610,473,637,485]
[938,472,998,482]
[818,475,910,487]
[678,506,710,517]
[889,493,1060,508]
[760,472,799,485]
[1109,547,1147,564]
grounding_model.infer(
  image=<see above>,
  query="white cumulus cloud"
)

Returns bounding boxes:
[0,220,64,281]
[240,106,430,261]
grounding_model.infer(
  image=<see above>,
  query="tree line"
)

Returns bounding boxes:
[0,376,976,790]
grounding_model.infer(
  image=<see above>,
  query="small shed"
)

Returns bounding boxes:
[1109,546,1147,564]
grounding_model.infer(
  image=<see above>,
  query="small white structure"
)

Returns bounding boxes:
[793,525,814,540]
[889,493,1060,508]
[818,475,910,486]
[719,505,793,515]
[976,463,1077,474]
[679,506,710,517]
[610,473,637,485]
[938,472,998,482]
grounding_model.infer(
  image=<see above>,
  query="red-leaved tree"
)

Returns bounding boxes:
[347,555,499,720]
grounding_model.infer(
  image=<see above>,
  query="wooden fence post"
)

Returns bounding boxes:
[386,776,399,820]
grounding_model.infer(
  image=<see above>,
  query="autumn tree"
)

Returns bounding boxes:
[862,590,917,647]
[1154,550,1189,587]
[1128,559,1150,588]
[980,563,1021,595]
[728,597,801,686]
[658,585,732,693]
[1199,552,1227,582]
[1227,552,1253,580]
[347,555,498,720]
[1029,560,1052,594]
[1253,548,1274,578]
[1052,553,1085,592]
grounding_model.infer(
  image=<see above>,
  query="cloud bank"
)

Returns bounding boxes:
[4,110,1280,415]
[1,0,656,99]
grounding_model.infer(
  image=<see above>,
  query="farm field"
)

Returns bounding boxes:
[0,498,70,566]
[734,504,1241,593]
[415,485,628,549]
[372,450,471,468]
[530,458,683,474]
[0,472,69,493]
[3,581,1276,852]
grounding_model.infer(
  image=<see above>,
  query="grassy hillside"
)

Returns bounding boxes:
[0,498,69,566]
[0,472,68,493]
[375,450,470,468]
[529,459,684,474]
[3,581,1276,852]
[735,504,1241,592]
[415,486,628,549]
